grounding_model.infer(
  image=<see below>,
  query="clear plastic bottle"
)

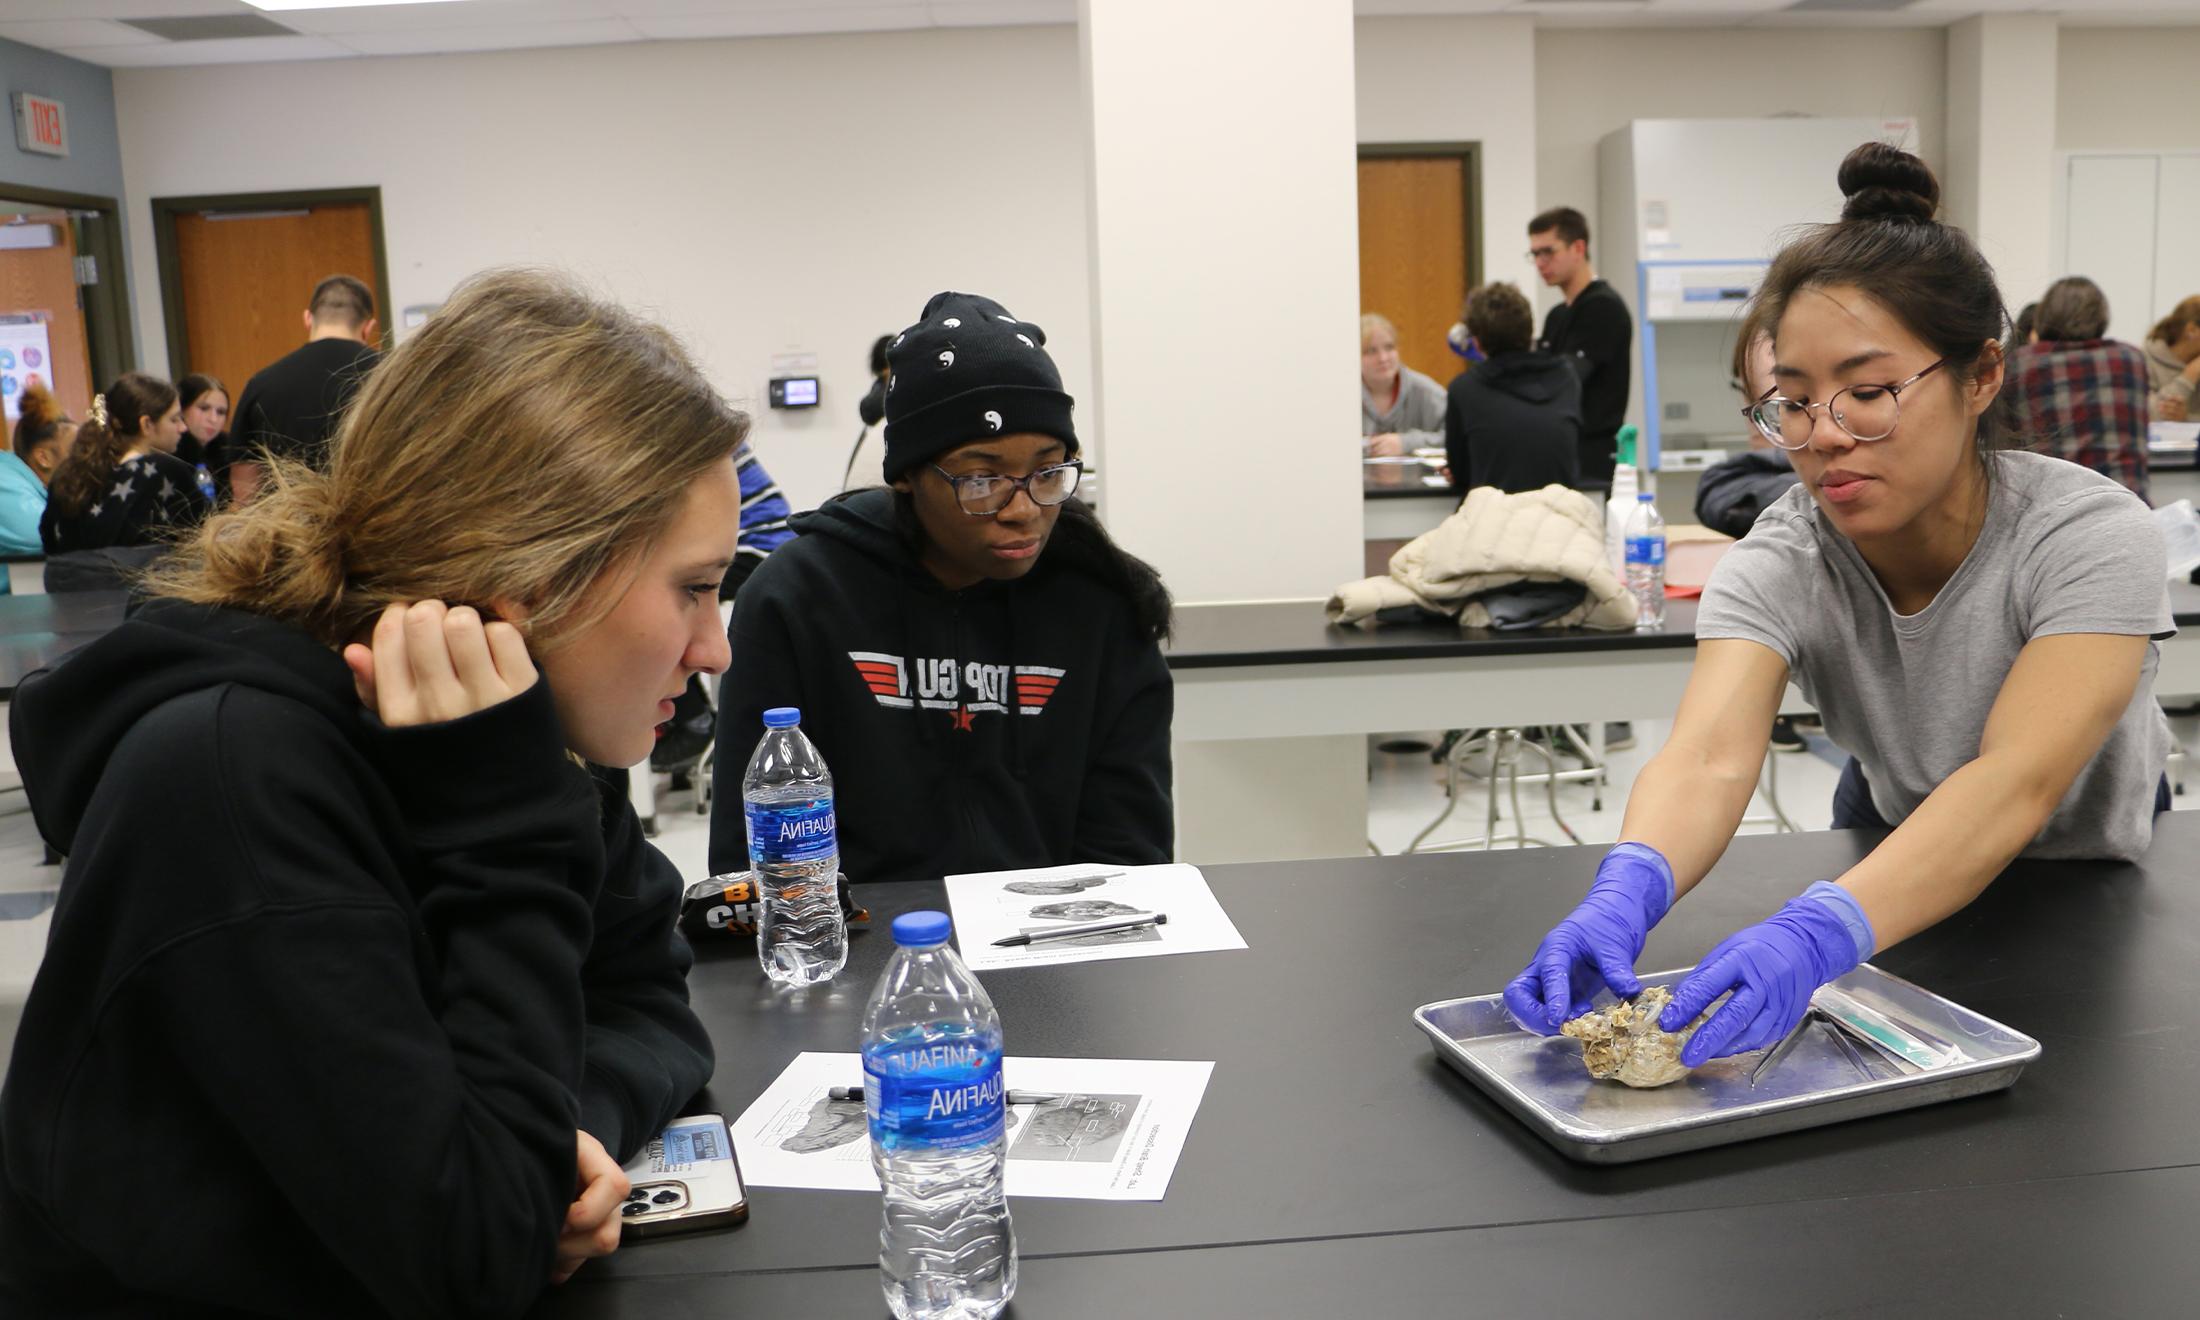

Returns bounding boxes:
[863,911,1016,1320]
[1624,492,1667,631]
[194,463,218,504]
[741,707,846,987]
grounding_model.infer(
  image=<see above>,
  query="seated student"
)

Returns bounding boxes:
[1503,144,2176,1072]
[709,291,1174,884]
[1442,282,1581,495]
[2006,275,2153,502]
[1361,312,1446,457]
[0,382,75,558]
[174,373,228,469]
[2139,294,2200,422]
[0,270,733,1316]
[1693,327,1801,539]
[37,373,208,554]
[175,372,230,499]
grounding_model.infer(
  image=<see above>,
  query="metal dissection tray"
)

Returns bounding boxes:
[1414,964,2041,1164]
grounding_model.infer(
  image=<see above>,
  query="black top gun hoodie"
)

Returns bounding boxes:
[0,601,713,1318]
[708,487,1174,883]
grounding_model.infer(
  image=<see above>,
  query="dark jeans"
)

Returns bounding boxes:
[1830,756,2170,830]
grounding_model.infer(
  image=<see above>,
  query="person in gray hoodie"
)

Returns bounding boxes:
[1443,283,1581,495]
[1361,312,1447,456]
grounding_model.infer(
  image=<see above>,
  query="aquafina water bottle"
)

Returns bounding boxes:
[863,911,1016,1320]
[1624,492,1667,631]
[742,707,846,987]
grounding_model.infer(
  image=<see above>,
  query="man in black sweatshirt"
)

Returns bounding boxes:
[709,291,1174,884]
[1530,207,1633,490]
[0,600,712,1316]
[1445,281,1582,495]
[226,273,381,498]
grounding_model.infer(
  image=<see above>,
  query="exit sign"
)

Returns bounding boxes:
[12,93,67,158]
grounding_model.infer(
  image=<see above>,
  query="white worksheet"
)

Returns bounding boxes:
[731,1051,1215,1202]
[943,862,1247,972]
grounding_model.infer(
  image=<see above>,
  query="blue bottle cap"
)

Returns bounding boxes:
[762,706,801,728]
[891,911,953,947]
[1637,492,1655,502]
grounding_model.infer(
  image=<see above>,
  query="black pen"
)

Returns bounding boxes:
[828,1086,1063,1105]
[992,912,1167,947]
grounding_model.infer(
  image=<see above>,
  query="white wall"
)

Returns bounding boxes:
[112,26,1092,514]
[1083,0,1361,607]
[1534,26,1946,297]
[2058,27,2200,151]
[1354,16,1536,297]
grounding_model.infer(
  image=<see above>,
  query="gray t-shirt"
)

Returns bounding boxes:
[1698,451,2174,861]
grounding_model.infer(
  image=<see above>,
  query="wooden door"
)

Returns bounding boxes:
[171,201,384,396]
[1357,154,1475,386]
[0,210,93,426]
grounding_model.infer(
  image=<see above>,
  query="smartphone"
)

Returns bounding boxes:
[618,1113,748,1239]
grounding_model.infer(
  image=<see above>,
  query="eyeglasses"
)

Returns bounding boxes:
[929,460,1083,516]
[1527,245,1562,261]
[1742,358,1949,451]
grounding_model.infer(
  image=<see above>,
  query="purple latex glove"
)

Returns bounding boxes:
[1658,882,1874,1068]
[1503,843,1674,1036]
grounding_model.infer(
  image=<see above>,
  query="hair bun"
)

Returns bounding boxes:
[13,381,61,433]
[1837,141,1939,224]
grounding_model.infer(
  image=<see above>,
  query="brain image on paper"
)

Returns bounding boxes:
[1008,1094,1138,1164]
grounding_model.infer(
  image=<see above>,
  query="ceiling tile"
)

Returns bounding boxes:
[7,0,269,20]
[62,33,355,68]
[270,0,616,36]
[332,16,643,54]
[928,0,1075,26]
[628,7,935,39]
[0,19,167,48]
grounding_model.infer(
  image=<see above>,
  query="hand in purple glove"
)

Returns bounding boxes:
[1658,882,1875,1068]
[1503,843,1674,1036]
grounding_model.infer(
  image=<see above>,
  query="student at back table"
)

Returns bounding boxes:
[1444,281,1580,495]
[710,291,1175,885]
[0,383,75,559]
[38,373,207,554]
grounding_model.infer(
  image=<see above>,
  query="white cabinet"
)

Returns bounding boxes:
[2059,151,2200,346]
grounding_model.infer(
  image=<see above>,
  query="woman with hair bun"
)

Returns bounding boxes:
[36,371,204,553]
[0,382,76,557]
[1502,143,2175,1069]
[1,269,742,1315]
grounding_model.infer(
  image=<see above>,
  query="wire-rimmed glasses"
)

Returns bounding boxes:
[928,461,1083,516]
[1742,358,1948,450]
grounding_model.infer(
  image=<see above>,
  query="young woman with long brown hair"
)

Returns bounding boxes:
[37,370,204,553]
[1,269,746,1316]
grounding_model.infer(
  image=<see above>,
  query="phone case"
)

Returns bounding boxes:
[618,1114,749,1239]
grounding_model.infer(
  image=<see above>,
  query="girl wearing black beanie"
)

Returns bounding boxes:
[709,291,1175,886]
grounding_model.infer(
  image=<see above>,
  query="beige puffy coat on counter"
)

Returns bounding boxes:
[1327,484,1637,631]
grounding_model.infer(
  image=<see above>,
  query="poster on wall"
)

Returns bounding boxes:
[0,316,55,424]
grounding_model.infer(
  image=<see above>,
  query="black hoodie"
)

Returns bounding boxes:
[1444,350,1584,496]
[708,488,1173,883]
[0,601,712,1318]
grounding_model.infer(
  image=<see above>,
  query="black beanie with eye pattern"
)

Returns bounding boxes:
[882,291,1078,482]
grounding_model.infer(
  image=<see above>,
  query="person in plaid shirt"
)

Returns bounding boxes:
[2007,276,2153,502]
